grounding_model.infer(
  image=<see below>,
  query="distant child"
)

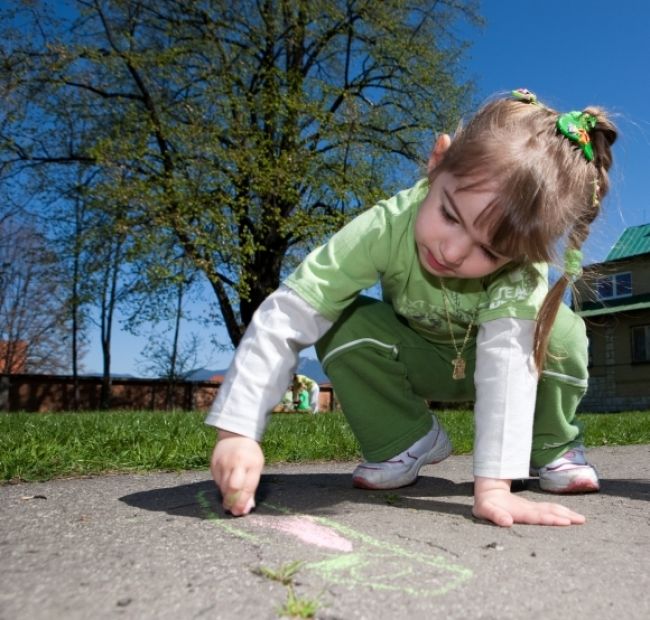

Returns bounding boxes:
[292,374,320,413]
[206,89,617,527]
[295,388,310,412]
[279,388,295,412]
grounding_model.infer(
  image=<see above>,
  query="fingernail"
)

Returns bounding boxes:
[244,497,255,513]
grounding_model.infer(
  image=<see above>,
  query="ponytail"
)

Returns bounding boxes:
[533,107,617,372]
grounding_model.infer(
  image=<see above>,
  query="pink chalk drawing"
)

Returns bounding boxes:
[247,514,354,552]
[196,492,473,597]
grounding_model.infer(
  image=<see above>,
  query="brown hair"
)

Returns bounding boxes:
[428,96,617,371]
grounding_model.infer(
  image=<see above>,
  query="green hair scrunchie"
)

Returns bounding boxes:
[564,248,584,280]
[511,88,538,104]
[557,111,597,162]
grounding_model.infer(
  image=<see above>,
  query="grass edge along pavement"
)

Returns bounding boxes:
[1,409,650,483]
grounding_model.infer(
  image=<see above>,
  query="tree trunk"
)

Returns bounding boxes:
[99,239,121,410]
[166,281,184,409]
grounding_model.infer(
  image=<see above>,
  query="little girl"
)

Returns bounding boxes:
[206,89,617,527]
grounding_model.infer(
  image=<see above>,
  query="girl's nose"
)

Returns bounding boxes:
[441,235,471,266]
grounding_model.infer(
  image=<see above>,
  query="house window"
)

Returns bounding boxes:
[597,272,632,300]
[631,325,650,363]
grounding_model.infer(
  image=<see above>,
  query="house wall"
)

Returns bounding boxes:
[636,262,650,294]
[580,310,650,412]
[574,252,650,412]
[0,341,27,374]
[628,260,650,295]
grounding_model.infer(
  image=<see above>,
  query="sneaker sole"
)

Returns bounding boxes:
[352,436,452,490]
[539,477,600,494]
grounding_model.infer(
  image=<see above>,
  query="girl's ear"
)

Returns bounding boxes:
[426,134,451,173]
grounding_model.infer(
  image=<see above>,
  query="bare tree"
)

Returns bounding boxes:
[0,217,71,373]
[85,226,133,408]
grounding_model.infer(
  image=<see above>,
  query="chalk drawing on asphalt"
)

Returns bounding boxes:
[196,492,472,597]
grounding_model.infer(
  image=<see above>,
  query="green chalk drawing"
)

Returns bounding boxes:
[266,501,472,596]
[196,491,473,597]
[196,491,262,543]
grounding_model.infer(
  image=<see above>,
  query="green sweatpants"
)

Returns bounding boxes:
[315,296,588,468]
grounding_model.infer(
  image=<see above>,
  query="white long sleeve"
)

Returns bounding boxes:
[204,286,333,440]
[473,317,539,479]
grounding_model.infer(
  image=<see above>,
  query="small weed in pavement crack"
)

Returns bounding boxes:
[252,561,320,618]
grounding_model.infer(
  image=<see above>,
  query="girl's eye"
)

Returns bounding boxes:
[481,246,499,262]
[440,205,456,223]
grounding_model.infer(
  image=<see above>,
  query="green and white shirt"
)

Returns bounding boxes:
[285,179,547,348]
[207,179,543,479]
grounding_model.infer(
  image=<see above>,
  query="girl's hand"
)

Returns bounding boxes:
[473,477,586,527]
[210,430,264,516]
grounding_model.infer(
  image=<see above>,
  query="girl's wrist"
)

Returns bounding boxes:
[474,476,511,495]
[218,428,247,441]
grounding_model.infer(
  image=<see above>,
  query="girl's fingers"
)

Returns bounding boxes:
[472,503,514,528]
[474,496,586,527]
[210,435,264,516]
[221,464,262,516]
[519,502,586,526]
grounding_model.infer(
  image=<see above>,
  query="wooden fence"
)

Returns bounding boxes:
[0,373,335,413]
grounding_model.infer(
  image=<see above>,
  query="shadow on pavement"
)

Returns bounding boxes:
[119,472,477,521]
[119,467,649,526]
[512,477,650,500]
[571,477,648,500]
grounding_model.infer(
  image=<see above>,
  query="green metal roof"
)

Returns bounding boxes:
[606,224,650,261]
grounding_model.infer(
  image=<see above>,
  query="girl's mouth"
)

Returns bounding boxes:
[425,248,453,273]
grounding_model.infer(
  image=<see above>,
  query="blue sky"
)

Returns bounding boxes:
[85,0,650,375]
[463,0,650,263]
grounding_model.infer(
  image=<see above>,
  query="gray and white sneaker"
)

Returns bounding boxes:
[352,416,452,490]
[531,446,600,494]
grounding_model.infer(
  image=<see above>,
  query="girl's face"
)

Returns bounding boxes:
[414,171,511,279]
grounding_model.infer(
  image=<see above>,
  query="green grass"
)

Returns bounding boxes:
[0,410,213,482]
[1,409,649,483]
[253,561,320,618]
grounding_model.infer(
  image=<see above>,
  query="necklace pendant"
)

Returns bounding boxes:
[452,356,466,380]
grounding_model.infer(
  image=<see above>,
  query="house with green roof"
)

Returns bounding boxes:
[573,223,650,412]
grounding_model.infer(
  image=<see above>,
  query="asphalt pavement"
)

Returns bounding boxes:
[2,444,649,620]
